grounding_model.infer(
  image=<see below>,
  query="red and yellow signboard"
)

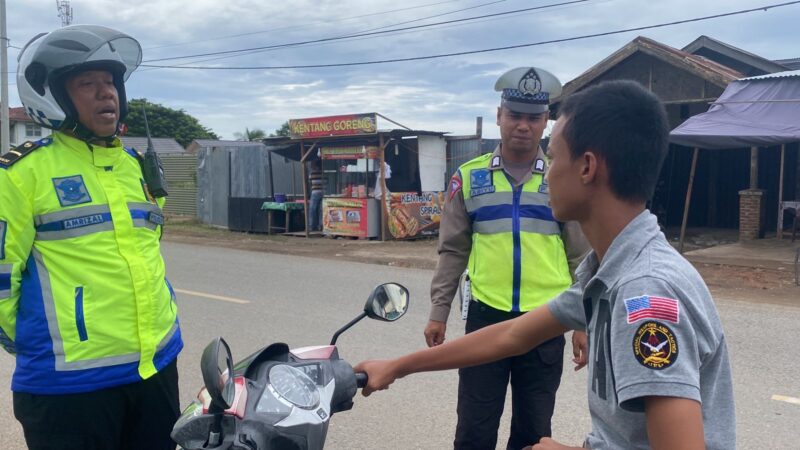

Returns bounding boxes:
[289,113,377,139]
[321,146,380,160]
[323,198,370,237]
[385,192,444,239]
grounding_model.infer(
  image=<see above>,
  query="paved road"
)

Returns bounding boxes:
[1,241,798,448]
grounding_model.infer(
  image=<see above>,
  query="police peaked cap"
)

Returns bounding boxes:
[494,67,563,114]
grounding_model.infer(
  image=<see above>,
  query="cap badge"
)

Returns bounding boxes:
[519,69,543,95]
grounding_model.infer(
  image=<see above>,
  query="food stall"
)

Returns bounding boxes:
[264,112,448,240]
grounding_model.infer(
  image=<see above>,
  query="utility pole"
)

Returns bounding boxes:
[1,0,9,155]
[57,0,73,27]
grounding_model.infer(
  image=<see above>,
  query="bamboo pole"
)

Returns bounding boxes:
[679,148,699,254]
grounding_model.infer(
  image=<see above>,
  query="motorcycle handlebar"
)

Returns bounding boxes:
[355,372,368,388]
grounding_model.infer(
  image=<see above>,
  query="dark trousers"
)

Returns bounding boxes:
[309,190,324,231]
[455,302,565,450]
[13,360,180,450]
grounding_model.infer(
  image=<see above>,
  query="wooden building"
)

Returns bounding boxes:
[551,36,798,234]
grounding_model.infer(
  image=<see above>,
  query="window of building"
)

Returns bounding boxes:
[26,123,42,137]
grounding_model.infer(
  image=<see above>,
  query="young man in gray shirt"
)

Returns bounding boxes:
[355,80,735,449]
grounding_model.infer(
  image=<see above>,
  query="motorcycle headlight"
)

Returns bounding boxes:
[268,364,320,410]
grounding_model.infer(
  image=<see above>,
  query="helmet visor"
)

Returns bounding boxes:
[27,25,142,81]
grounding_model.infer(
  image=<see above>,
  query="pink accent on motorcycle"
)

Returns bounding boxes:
[292,345,337,360]
[200,376,248,419]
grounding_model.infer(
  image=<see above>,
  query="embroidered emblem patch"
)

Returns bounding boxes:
[470,169,495,197]
[534,159,545,172]
[448,174,463,201]
[633,321,678,370]
[53,175,91,207]
[624,295,679,324]
[491,156,501,168]
[0,220,6,260]
[538,183,549,194]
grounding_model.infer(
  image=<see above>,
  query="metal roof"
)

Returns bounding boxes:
[682,35,789,74]
[264,129,447,162]
[775,58,800,70]
[742,70,800,81]
[190,139,268,148]
[121,136,186,154]
[9,107,33,122]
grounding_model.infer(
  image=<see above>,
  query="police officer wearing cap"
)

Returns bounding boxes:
[0,25,181,449]
[424,67,589,449]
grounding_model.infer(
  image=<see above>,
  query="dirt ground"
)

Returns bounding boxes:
[162,218,799,308]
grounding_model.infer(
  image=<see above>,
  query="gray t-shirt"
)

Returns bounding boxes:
[548,211,735,449]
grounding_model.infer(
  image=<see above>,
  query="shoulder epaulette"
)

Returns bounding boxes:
[124,147,145,164]
[0,138,52,168]
[124,146,142,158]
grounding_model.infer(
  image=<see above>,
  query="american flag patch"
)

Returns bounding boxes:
[624,295,679,324]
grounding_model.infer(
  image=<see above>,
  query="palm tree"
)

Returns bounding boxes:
[234,127,267,141]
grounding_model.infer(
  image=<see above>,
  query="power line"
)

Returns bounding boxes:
[140,1,800,71]
[138,0,593,72]
[143,0,590,63]
[142,0,484,51]
[328,0,508,42]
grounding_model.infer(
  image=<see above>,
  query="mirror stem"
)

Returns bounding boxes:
[330,311,367,345]
[207,406,224,447]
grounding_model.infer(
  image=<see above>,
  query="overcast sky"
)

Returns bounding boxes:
[7,0,800,140]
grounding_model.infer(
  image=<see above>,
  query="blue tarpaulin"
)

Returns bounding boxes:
[670,70,800,149]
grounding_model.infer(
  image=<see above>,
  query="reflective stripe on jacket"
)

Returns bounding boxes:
[460,153,572,312]
[0,132,182,394]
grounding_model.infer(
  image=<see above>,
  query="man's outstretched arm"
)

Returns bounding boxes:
[645,396,705,450]
[355,305,569,395]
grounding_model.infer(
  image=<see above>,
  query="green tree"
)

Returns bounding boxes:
[270,121,290,137]
[124,98,218,147]
[234,127,267,141]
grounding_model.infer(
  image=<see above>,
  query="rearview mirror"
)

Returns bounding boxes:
[365,282,409,322]
[200,337,235,412]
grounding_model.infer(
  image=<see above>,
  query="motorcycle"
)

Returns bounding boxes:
[171,282,410,450]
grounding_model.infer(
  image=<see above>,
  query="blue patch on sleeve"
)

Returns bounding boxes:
[52,175,92,207]
[0,273,10,291]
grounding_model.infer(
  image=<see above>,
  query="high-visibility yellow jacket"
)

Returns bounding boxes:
[460,153,572,312]
[0,132,182,394]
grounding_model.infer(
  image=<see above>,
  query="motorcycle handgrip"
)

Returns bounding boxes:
[355,372,368,388]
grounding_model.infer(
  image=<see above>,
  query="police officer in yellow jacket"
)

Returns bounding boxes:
[424,67,589,450]
[0,25,182,449]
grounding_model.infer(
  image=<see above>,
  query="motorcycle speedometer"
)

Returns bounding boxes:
[268,364,321,409]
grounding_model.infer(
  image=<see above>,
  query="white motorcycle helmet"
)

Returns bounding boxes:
[16,25,142,140]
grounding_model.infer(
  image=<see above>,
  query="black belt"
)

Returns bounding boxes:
[468,299,526,323]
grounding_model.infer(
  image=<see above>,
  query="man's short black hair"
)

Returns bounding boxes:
[559,80,668,202]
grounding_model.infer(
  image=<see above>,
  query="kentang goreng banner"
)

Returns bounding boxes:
[289,113,378,139]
